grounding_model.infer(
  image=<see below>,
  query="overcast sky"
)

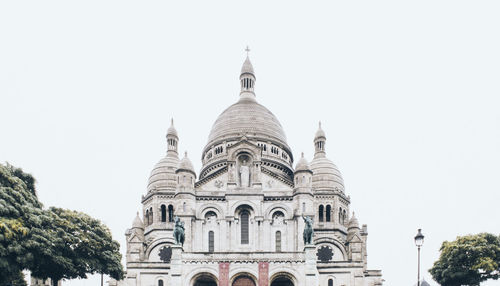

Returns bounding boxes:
[1,1,499,286]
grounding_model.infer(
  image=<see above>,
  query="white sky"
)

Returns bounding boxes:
[1,1,499,286]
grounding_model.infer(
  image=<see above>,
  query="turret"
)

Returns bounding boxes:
[167,118,178,155]
[176,152,196,191]
[240,46,256,99]
[294,152,312,189]
[347,212,363,262]
[125,212,145,262]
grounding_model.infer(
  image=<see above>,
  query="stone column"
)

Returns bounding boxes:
[258,262,269,286]
[219,262,230,286]
[304,245,319,286]
[169,245,183,285]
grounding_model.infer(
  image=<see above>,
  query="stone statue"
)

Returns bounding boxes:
[173,216,185,246]
[239,160,250,187]
[302,215,314,245]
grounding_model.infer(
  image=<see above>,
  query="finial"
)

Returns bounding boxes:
[301,152,304,158]
[171,118,174,126]
[319,121,322,129]
[245,45,250,56]
[184,151,188,157]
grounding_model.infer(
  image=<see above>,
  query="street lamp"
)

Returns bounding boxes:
[414,229,425,286]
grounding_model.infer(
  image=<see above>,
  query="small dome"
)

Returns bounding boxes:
[177,152,196,176]
[315,122,326,139]
[132,212,144,229]
[310,156,344,191]
[167,118,178,138]
[348,212,359,230]
[295,153,311,172]
[241,56,255,75]
[147,153,179,192]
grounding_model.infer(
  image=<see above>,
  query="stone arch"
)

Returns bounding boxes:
[229,272,257,286]
[186,268,219,286]
[269,268,299,286]
[146,238,174,259]
[270,272,296,286]
[197,203,224,219]
[314,237,348,261]
[227,145,259,161]
[264,203,293,220]
[230,201,258,216]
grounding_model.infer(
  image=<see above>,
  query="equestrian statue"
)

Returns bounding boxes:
[173,216,185,246]
[302,215,314,245]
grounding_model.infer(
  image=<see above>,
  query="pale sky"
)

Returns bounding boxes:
[1,1,499,286]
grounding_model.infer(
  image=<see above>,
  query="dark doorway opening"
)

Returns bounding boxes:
[270,276,294,286]
[194,274,217,286]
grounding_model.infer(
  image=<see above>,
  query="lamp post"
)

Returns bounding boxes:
[414,229,425,286]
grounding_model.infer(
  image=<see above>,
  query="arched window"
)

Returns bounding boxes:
[339,208,343,224]
[343,210,347,225]
[240,210,249,244]
[158,280,164,286]
[168,205,174,222]
[328,279,333,286]
[149,207,153,224]
[161,205,167,222]
[145,210,149,226]
[275,231,281,252]
[302,202,306,212]
[318,205,324,222]
[326,205,331,222]
[208,231,214,253]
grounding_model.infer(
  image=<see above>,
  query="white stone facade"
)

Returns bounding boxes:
[112,55,383,286]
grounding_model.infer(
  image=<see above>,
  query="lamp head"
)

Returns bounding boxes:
[414,228,424,247]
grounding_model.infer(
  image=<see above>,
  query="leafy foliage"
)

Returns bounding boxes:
[0,163,124,285]
[0,271,27,286]
[430,233,500,286]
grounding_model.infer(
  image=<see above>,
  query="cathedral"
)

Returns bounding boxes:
[111,54,383,286]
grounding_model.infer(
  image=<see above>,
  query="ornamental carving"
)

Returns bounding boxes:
[158,246,172,263]
[317,245,334,262]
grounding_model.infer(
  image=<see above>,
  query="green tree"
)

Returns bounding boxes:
[430,233,500,286]
[0,271,27,286]
[0,163,42,284]
[29,207,124,285]
[0,163,124,286]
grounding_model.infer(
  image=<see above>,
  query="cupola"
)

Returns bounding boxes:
[294,152,312,189]
[310,122,345,192]
[176,152,196,189]
[167,118,178,154]
[240,46,256,99]
[147,119,180,192]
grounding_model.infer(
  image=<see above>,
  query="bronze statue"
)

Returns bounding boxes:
[302,215,314,245]
[173,216,185,246]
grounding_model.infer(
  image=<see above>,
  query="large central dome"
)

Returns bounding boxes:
[206,97,287,147]
[204,55,289,150]
[199,55,294,180]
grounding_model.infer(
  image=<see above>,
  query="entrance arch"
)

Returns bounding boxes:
[232,275,255,286]
[193,273,218,286]
[270,274,294,286]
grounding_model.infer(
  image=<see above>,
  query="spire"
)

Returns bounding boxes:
[132,211,144,229]
[240,46,256,99]
[314,121,326,158]
[166,118,178,155]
